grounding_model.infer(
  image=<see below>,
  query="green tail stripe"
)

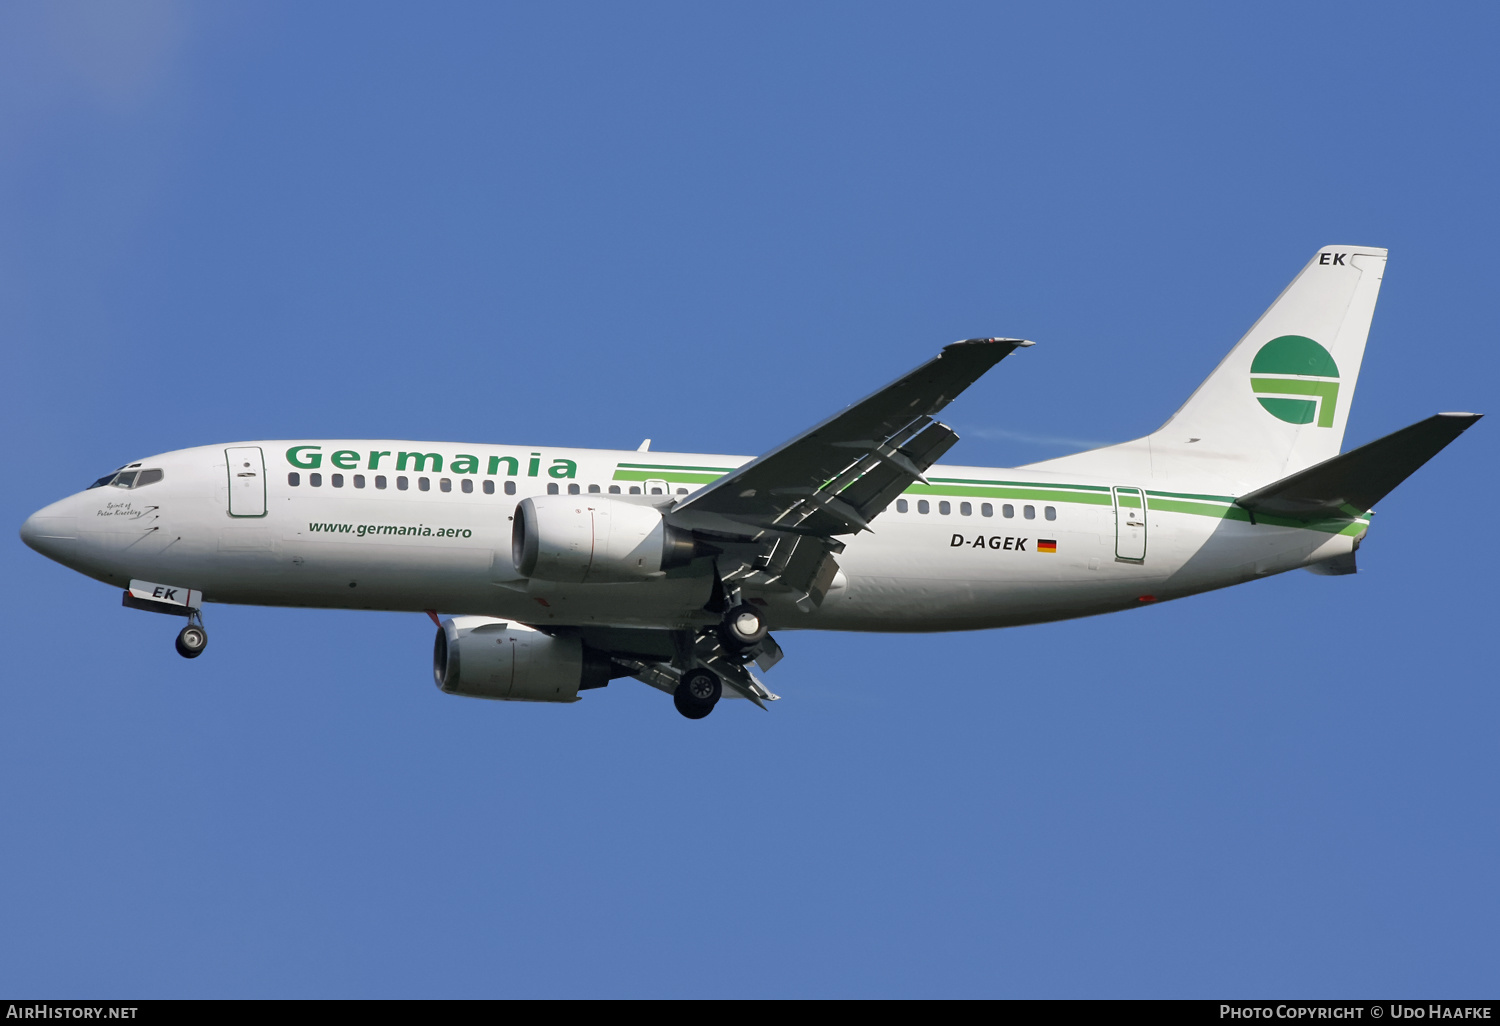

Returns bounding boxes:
[1251,376,1341,428]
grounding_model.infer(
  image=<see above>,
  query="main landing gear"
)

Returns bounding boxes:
[669,604,779,719]
[175,611,208,659]
[718,603,768,653]
[650,573,781,720]
[673,668,722,720]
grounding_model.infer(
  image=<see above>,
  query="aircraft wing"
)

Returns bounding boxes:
[525,340,1032,708]
[667,337,1031,604]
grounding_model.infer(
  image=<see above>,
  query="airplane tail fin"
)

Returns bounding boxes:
[1026,246,1389,490]
[1152,244,1389,484]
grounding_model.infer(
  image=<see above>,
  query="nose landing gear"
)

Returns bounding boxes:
[174,611,208,659]
[121,583,209,659]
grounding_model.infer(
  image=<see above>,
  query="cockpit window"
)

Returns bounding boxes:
[89,468,163,489]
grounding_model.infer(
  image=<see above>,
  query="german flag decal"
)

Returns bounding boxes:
[1037,539,1058,553]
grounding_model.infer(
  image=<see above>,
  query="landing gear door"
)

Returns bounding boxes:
[1113,486,1147,562]
[226,446,267,517]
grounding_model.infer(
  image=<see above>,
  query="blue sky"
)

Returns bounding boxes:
[3,2,1497,998]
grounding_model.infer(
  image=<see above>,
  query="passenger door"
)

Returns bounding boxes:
[226,446,267,517]
[1112,486,1147,562]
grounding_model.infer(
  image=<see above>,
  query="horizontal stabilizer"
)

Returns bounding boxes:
[1237,413,1481,520]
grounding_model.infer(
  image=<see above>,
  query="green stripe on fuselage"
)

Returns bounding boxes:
[926,476,1111,493]
[613,469,725,483]
[606,465,1368,535]
[616,462,737,473]
[1145,488,1237,503]
[612,461,736,484]
[904,482,1114,505]
[1146,496,1367,534]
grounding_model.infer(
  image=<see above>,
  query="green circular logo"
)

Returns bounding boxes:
[1249,335,1341,427]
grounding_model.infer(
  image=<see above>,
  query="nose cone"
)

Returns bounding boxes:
[20,500,79,563]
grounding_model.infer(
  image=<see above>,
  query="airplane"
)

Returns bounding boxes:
[19,245,1480,719]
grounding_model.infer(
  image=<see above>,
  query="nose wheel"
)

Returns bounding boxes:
[175,612,208,659]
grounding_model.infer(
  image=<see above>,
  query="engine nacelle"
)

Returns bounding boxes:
[511,496,697,583]
[433,616,612,702]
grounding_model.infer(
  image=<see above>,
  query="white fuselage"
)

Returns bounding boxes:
[22,440,1365,633]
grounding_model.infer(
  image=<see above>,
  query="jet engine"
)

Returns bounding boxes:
[433,616,615,702]
[511,496,697,583]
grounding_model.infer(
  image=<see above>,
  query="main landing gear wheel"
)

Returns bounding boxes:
[673,668,722,720]
[719,603,768,652]
[175,624,207,659]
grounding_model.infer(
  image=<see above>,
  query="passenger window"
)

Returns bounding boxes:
[547,483,560,494]
[136,469,163,487]
[1002,504,1014,518]
[461,479,473,494]
[310,473,322,487]
[609,485,621,494]
[960,501,971,516]
[629,486,641,495]
[288,472,300,487]
[568,483,580,495]
[504,480,516,495]
[113,471,137,488]
[981,503,993,517]
[483,480,494,495]
[650,487,662,495]
[1024,504,1035,519]
[676,488,687,495]
[440,478,452,493]
[419,477,430,491]
[397,476,408,490]
[354,474,366,488]
[587,484,600,493]
[1045,505,1056,521]
[376,475,387,489]
[897,499,908,513]
[332,474,344,487]
[917,500,930,514]
[939,501,951,515]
